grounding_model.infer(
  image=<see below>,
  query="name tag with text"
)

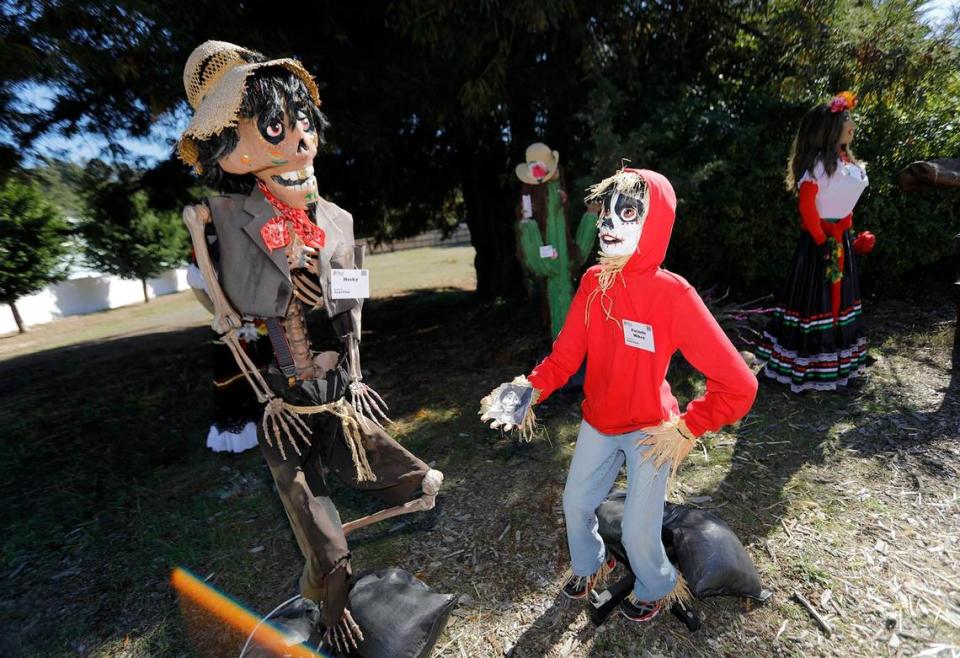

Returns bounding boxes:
[623,319,655,352]
[331,269,370,299]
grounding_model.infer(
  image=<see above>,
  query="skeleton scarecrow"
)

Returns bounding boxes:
[177,41,443,650]
[481,168,757,623]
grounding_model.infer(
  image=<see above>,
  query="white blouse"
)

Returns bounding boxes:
[799,157,869,220]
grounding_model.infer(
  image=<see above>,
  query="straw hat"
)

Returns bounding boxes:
[514,142,560,185]
[177,40,321,167]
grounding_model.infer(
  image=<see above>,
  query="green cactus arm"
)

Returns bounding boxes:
[517,219,562,277]
[572,211,599,266]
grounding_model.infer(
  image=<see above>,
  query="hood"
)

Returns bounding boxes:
[627,169,677,273]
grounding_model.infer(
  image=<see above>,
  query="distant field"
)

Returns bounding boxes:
[0,245,476,361]
[366,245,475,297]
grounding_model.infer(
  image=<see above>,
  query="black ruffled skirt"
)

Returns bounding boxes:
[757,231,867,392]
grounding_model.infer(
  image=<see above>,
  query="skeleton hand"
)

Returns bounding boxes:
[349,380,392,429]
[323,608,364,654]
[261,397,312,461]
[212,305,243,336]
[312,350,340,377]
[287,241,319,271]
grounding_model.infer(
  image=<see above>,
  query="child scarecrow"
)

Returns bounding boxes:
[177,41,443,651]
[514,142,598,339]
[481,167,757,622]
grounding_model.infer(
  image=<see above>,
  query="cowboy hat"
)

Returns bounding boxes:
[177,40,321,168]
[514,142,560,185]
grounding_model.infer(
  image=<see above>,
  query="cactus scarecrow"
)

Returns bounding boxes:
[515,143,599,339]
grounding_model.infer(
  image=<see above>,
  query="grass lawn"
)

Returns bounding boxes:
[1,245,958,657]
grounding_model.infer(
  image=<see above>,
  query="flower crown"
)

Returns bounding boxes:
[829,91,857,113]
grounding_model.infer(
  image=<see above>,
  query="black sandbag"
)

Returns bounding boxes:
[661,502,765,600]
[243,568,456,658]
[596,491,766,601]
[597,490,627,543]
[347,568,458,658]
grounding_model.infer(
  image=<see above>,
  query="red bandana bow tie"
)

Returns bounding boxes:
[257,181,326,251]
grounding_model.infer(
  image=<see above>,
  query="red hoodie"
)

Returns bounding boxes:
[528,170,758,437]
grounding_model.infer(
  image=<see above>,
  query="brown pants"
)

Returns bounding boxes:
[258,407,428,627]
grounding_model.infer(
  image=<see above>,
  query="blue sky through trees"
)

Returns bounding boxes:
[5,0,958,167]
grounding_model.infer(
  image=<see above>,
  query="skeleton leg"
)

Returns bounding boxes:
[341,469,443,536]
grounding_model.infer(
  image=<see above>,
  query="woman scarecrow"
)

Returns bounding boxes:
[177,41,443,651]
[758,92,874,393]
[481,168,757,622]
[514,143,599,339]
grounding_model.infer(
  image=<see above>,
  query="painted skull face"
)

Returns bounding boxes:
[219,105,319,209]
[597,190,646,257]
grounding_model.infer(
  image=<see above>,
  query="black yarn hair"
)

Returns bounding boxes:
[194,53,329,194]
[785,104,858,192]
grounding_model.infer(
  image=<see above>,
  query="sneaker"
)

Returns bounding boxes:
[561,556,617,599]
[620,594,662,622]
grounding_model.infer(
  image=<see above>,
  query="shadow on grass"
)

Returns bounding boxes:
[509,593,591,657]
[0,286,552,655]
[4,281,954,656]
[701,294,958,550]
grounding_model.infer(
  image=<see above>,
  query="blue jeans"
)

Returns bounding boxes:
[563,420,677,600]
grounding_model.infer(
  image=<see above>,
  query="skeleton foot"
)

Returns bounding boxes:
[323,608,364,654]
[341,469,444,536]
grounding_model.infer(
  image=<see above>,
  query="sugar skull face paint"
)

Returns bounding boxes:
[219,107,319,208]
[597,190,646,257]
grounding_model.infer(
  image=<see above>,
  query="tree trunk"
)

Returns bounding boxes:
[460,136,524,301]
[141,278,150,303]
[9,300,27,333]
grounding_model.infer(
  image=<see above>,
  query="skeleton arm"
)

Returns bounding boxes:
[182,204,242,336]
[332,306,391,428]
[182,203,310,458]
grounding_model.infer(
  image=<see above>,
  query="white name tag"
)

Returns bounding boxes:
[331,269,370,299]
[539,244,558,259]
[522,194,533,219]
[623,319,655,352]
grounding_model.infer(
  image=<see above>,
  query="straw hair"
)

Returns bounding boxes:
[584,168,649,206]
[585,254,630,328]
[178,40,322,167]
